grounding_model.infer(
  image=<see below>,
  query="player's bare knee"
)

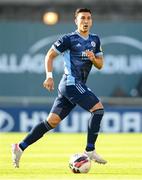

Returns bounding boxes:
[46,113,61,128]
[89,102,104,112]
[48,120,60,128]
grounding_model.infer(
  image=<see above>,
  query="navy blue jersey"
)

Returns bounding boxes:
[52,31,103,86]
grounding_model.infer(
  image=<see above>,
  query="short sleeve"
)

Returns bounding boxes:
[52,35,70,54]
[95,36,103,57]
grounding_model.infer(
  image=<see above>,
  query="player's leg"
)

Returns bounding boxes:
[86,101,104,152]
[85,102,107,164]
[11,113,58,168]
[12,93,76,168]
[18,113,60,151]
[65,84,107,164]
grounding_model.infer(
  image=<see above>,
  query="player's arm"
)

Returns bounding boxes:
[92,55,103,69]
[43,35,70,91]
[86,35,104,69]
[43,48,58,91]
[85,50,104,69]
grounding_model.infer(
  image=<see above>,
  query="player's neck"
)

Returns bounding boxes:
[77,30,89,38]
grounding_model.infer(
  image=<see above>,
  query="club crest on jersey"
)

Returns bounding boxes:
[91,41,96,47]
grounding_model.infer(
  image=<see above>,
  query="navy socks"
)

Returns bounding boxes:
[19,121,53,151]
[86,109,104,151]
[19,110,104,152]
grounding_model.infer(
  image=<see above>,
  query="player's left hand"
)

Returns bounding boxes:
[85,50,96,62]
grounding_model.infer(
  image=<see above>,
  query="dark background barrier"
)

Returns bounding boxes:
[0,105,142,132]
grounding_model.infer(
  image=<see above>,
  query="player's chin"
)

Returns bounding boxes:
[83,27,90,31]
[82,29,89,33]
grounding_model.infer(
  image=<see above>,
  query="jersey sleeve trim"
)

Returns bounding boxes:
[95,52,103,57]
[52,45,61,54]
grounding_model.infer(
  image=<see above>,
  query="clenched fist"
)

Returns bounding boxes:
[43,78,54,91]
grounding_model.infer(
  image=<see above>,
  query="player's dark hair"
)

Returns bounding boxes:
[75,8,92,18]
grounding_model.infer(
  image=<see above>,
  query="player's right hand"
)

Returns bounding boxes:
[43,78,54,91]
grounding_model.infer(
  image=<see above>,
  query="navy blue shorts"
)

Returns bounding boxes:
[50,84,99,120]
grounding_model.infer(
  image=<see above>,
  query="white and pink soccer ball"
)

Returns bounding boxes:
[69,153,91,173]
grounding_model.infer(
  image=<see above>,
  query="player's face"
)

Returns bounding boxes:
[75,12,92,34]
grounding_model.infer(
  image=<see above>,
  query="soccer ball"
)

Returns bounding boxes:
[69,153,91,173]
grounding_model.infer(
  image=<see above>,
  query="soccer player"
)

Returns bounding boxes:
[12,8,107,168]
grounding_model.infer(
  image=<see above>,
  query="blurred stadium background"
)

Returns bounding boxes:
[0,0,142,133]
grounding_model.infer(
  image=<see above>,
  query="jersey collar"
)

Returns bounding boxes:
[75,30,89,40]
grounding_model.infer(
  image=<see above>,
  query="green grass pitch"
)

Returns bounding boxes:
[0,133,142,180]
